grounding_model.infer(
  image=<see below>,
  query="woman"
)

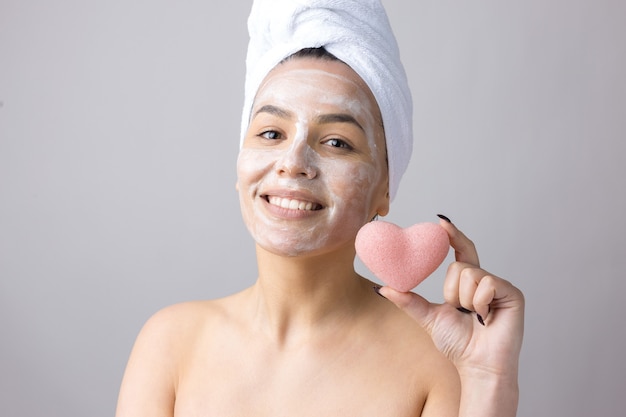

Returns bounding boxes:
[116,1,524,416]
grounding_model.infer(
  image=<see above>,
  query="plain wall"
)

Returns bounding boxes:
[1,0,624,415]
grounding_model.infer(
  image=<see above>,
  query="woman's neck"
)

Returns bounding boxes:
[245,243,372,348]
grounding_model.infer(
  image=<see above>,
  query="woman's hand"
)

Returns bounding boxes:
[379,217,525,416]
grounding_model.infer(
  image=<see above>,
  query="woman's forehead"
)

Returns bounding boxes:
[253,58,381,119]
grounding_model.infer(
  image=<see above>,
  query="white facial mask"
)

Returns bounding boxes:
[237,60,389,257]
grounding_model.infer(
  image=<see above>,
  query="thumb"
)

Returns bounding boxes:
[378,286,437,334]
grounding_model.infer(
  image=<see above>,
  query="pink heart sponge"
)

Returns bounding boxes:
[355,221,450,292]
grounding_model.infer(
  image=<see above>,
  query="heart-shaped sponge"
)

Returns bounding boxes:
[355,221,450,292]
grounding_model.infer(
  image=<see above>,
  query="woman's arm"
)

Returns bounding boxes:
[115,307,181,417]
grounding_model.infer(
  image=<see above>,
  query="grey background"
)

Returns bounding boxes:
[1,0,624,415]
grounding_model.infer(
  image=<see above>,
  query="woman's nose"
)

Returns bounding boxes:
[275,138,318,179]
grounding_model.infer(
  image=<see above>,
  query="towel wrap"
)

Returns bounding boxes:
[241,0,413,201]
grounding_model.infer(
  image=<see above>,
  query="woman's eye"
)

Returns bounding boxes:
[326,138,351,149]
[259,130,282,140]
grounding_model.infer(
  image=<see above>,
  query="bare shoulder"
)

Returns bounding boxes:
[142,299,226,333]
[116,295,243,417]
[136,294,244,351]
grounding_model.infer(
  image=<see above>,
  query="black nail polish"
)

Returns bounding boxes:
[477,314,485,326]
[373,286,386,299]
[437,214,452,223]
[457,307,472,314]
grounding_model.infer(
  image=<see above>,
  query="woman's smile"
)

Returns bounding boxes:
[265,195,323,212]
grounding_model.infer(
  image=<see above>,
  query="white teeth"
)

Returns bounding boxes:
[268,196,318,211]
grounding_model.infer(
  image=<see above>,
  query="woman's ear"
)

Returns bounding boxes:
[374,186,390,218]
[378,191,390,217]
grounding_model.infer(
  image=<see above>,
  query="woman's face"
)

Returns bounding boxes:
[236,57,389,257]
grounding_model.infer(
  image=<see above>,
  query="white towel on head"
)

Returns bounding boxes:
[241,0,413,201]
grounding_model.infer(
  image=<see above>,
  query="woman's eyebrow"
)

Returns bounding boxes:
[254,104,293,119]
[315,113,364,132]
[253,105,364,132]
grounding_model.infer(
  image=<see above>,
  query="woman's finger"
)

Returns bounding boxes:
[458,267,483,311]
[378,286,437,334]
[443,262,498,317]
[475,274,524,325]
[442,261,464,306]
[438,216,480,266]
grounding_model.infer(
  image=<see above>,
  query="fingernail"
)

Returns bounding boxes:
[373,285,387,299]
[477,314,485,326]
[437,214,452,223]
[457,307,472,314]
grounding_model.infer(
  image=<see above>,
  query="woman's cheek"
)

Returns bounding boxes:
[236,149,264,233]
[236,148,280,191]
[237,148,262,182]
[326,159,384,224]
